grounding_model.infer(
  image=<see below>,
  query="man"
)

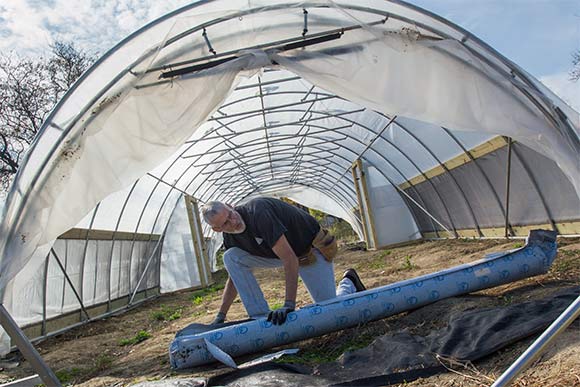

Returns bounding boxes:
[201,197,366,326]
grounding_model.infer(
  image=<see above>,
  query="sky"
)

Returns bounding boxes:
[0,0,578,110]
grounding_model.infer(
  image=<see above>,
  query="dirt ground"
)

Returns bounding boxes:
[1,237,579,387]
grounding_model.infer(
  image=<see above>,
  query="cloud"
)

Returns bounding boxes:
[25,0,57,10]
[0,1,53,55]
[2,0,578,114]
[0,0,192,56]
[540,72,580,113]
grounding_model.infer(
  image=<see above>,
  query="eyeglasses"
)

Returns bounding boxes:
[212,209,237,232]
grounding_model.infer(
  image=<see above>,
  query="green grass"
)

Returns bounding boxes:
[151,305,182,321]
[552,250,579,274]
[558,249,580,257]
[42,355,113,386]
[276,333,377,364]
[552,258,577,273]
[55,368,82,385]
[215,248,225,269]
[367,250,392,270]
[379,250,392,258]
[119,330,152,346]
[401,255,416,271]
[269,302,284,310]
[512,242,523,249]
[191,283,225,299]
[184,279,229,310]
[501,295,513,306]
[93,354,114,371]
[189,282,226,306]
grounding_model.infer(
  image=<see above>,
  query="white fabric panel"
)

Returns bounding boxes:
[0,236,161,354]
[160,197,201,293]
[0,53,266,295]
[365,165,421,246]
[81,240,99,304]
[272,28,579,195]
[93,241,113,305]
[0,253,46,355]
[152,191,182,235]
[3,258,46,328]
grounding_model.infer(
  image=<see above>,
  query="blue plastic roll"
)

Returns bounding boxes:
[169,230,558,369]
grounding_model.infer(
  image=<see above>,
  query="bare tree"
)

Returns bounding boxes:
[0,42,95,193]
[571,49,580,82]
[47,41,95,99]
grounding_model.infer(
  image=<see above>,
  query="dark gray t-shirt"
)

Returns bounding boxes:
[223,197,320,258]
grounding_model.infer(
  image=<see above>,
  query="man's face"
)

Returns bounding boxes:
[209,207,246,234]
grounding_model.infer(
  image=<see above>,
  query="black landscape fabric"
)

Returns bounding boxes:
[202,286,578,387]
[318,286,579,386]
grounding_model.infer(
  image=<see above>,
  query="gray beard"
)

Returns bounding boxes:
[227,222,246,234]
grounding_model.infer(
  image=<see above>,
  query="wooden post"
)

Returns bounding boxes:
[192,198,211,285]
[352,161,372,249]
[357,159,378,249]
[184,195,207,287]
[504,137,512,238]
[352,162,371,247]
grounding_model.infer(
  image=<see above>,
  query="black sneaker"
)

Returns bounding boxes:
[343,268,366,292]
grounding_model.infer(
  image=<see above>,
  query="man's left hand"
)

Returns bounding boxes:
[267,300,296,325]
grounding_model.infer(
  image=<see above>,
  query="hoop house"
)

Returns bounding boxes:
[0,0,578,381]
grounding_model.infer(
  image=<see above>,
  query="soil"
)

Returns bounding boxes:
[0,237,578,387]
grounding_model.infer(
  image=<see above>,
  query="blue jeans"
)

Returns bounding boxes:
[223,247,356,318]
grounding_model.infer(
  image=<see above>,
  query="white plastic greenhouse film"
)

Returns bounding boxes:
[0,247,53,355]
[365,165,421,246]
[161,196,203,293]
[272,28,579,195]
[0,53,268,297]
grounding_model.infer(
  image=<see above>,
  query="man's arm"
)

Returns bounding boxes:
[212,277,238,324]
[269,234,299,324]
[219,277,238,314]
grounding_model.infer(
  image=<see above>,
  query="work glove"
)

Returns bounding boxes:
[211,311,226,325]
[267,300,296,325]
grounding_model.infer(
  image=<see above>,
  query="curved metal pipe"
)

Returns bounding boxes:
[198,157,358,212]
[189,109,446,233]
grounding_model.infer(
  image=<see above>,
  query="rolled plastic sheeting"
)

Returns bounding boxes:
[169,230,558,369]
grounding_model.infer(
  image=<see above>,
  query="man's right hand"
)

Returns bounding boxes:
[267,300,296,325]
[211,311,226,325]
